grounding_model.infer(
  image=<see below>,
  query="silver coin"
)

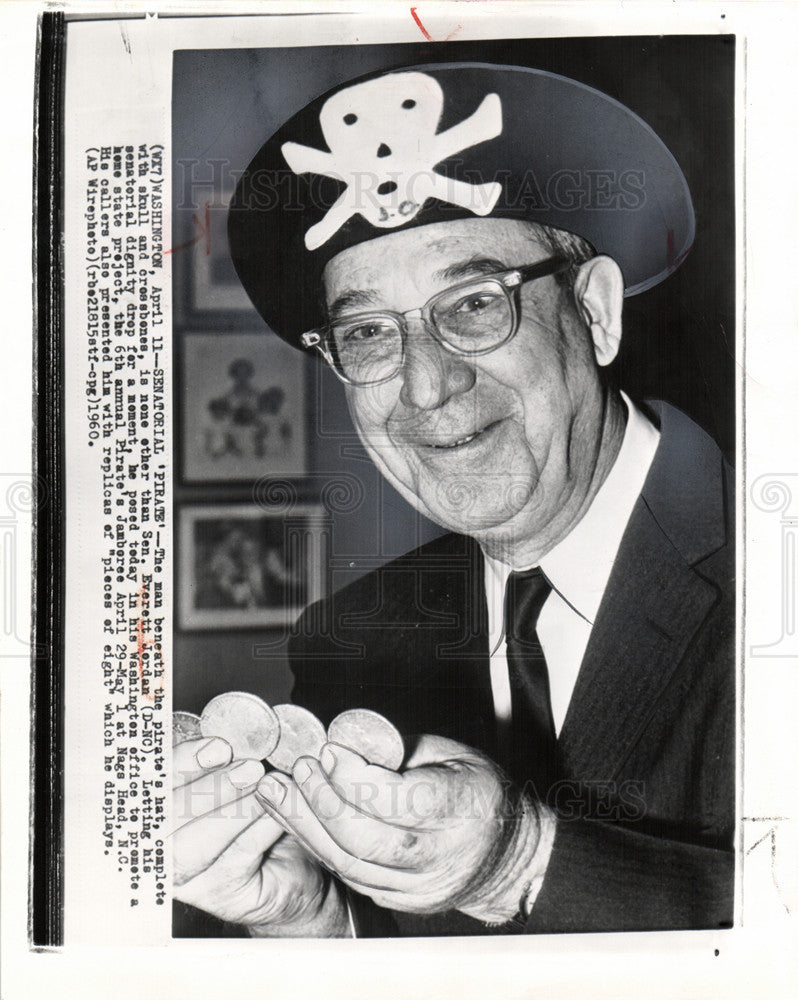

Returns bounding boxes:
[200,691,280,760]
[172,711,202,746]
[266,704,327,773]
[327,709,405,770]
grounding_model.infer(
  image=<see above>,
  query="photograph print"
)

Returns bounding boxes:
[178,502,325,630]
[171,34,736,939]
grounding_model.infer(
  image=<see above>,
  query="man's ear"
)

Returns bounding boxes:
[572,255,625,367]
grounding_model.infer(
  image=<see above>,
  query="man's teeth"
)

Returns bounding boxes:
[433,430,479,449]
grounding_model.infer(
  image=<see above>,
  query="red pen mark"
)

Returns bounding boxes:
[410,7,461,41]
[165,201,210,256]
[666,227,675,267]
[136,578,163,703]
[410,7,433,41]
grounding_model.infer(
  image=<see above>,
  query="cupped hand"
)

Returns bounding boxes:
[256,734,546,923]
[171,736,349,935]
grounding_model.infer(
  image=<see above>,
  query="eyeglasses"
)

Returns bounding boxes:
[300,255,571,387]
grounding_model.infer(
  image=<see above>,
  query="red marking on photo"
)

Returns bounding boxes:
[165,201,211,256]
[410,7,461,41]
[410,7,433,41]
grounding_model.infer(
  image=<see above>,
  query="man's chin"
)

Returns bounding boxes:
[368,451,536,535]
[431,510,522,535]
[418,472,533,532]
[422,492,534,536]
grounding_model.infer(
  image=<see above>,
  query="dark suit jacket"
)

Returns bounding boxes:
[289,402,736,935]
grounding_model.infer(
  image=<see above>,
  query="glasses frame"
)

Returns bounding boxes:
[300,255,572,387]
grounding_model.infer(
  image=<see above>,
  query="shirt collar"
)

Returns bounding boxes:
[483,392,660,639]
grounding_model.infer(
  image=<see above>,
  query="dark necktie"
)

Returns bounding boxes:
[504,567,558,796]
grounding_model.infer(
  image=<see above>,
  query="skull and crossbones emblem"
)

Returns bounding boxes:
[281,72,503,250]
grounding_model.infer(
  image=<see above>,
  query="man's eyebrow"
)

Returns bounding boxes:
[327,288,380,319]
[327,256,509,319]
[434,256,510,282]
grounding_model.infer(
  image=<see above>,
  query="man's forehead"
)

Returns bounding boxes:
[322,218,544,298]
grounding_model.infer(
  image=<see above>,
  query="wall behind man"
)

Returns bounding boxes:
[171,35,735,712]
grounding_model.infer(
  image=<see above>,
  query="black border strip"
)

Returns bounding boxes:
[31,9,66,948]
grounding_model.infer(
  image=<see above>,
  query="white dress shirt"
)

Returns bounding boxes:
[482,393,661,754]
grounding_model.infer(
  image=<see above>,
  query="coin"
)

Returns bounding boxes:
[172,711,203,746]
[327,709,405,770]
[200,691,280,760]
[266,704,327,772]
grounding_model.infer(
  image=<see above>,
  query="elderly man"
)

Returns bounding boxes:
[173,64,734,936]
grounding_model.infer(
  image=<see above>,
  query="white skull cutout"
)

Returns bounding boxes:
[281,72,503,250]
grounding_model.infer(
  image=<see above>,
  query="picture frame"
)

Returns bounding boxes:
[173,180,257,324]
[180,331,308,483]
[178,501,326,630]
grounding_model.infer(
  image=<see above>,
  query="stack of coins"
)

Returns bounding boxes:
[173,692,405,771]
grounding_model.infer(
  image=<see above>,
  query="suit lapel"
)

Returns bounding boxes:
[374,533,495,752]
[558,402,729,781]
[558,498,719,780]
[409,532,489,678]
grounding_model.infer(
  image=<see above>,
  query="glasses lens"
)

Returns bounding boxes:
[431,279,513,351]
[331,317,403,385]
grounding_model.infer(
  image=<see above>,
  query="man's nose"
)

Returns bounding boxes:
[398,321,475,411]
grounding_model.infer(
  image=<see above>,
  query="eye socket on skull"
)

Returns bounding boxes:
[401,99,416,109]
[343,113,357,125]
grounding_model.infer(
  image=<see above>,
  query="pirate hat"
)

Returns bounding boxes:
[228,63,694,348]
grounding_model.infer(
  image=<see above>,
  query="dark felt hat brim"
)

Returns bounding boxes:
[228,62,694,348]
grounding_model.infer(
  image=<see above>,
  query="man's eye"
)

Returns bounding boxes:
[452,292,501,315]
[342,322,393,343]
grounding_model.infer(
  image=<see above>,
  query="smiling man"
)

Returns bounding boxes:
[174,63,735,937]
[322,218,626,556]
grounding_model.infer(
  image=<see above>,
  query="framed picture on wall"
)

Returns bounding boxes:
[172,182,257,325]
[178,502,327,630]
[180,331,308,482]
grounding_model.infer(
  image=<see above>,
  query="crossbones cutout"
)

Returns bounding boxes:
[282,72,503,250]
